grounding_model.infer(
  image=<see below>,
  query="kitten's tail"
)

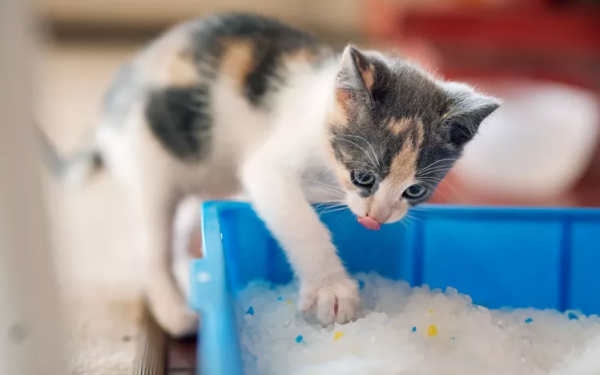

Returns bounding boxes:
[36,125,105,187]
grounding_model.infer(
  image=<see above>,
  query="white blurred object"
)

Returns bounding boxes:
[455,82,600,199]
[0,0,66,374]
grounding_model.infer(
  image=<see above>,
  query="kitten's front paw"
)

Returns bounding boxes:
[154,305,198,338]
[299,274,360,325]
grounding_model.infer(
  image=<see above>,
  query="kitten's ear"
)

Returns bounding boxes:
[443,83,501,146]
[336,45,377,108]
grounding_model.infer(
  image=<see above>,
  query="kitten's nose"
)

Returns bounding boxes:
[358,216,381,230]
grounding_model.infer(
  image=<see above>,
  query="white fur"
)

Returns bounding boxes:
[93,44,394,335]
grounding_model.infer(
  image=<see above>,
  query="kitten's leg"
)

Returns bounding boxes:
[107,97,199,336]
[242,155,359,325]
[172,195,203,299]
[136,189,198,337]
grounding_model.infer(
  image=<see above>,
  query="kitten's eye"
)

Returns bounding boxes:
[403,184,428,199]
[351,170,375,187]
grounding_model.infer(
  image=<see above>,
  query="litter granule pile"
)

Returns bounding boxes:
[238,273,600,375]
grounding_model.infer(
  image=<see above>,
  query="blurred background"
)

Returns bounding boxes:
[26,0,600,374]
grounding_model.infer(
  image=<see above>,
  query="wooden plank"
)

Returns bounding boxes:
[134,304,167,375]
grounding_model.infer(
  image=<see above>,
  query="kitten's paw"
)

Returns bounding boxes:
[154,306,199,338]
[299,274,360,325]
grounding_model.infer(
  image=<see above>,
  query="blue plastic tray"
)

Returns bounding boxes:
[189,201,600,375]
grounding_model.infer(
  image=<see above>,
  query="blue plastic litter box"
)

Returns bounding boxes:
[189,201,600,375]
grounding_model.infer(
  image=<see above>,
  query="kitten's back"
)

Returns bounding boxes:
[104,13,330,116]
[100,13,333,163]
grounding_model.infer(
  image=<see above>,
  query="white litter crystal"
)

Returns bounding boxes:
[237,273,600,375]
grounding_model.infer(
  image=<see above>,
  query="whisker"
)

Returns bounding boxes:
[304,181,344,190]
[403,217,416,228]
[317,167,333,177]
[314,202,346,209]
[417,167,453,177]
[305,185,345,197]
[335,136,378,170]
[310,193,346,202]
[314,199,346,204]
[417,158,457,174]
[314,201,347,207]
[317,201,347,207]
[345,161,377,170]
[302,179,346,195]
[314,199,346,205]
[418,180,451,203]
[306,186,346,197]
[437,179,464,203]
[319,205,349,212]
[405,212,423,223]
[339,134,381,168]
[418,165,455,175]
[334,207,355,225]
[420,177,463,203]
[317,207,348,215]
[319,206,350,215]
[317,201,348,207]
[302,177,342,186]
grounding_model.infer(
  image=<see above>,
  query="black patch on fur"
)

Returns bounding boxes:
[145,85,212,161]
[189,13,323,108]
[245,45,281,107]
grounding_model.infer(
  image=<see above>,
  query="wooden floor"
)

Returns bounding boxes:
[167,338,197,374]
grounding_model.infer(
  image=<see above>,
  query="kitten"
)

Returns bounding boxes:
[39,13,499,337]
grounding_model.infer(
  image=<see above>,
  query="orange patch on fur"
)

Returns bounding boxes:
[136,27,200,86]
[352,54,375,90]
[326,92,350,129]
[387,118,412,136]
[283,48,314,64]
[361,63,375,90]
[220,39,255,91]
[284,45,330,65]
[388,144,418,183]
[387,119,425,183]
[335,164,353,190]
[165,49,199,86]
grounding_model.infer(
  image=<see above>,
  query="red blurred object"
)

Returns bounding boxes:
[365,1,600,92]
[401,9,600,91]
[402,10,600,55]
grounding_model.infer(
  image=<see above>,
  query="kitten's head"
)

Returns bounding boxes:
[326,46,500,229]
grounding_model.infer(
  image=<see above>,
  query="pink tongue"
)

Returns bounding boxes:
[358,217,381,230]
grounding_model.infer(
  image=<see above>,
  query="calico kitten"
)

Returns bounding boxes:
[40,13,499,337]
